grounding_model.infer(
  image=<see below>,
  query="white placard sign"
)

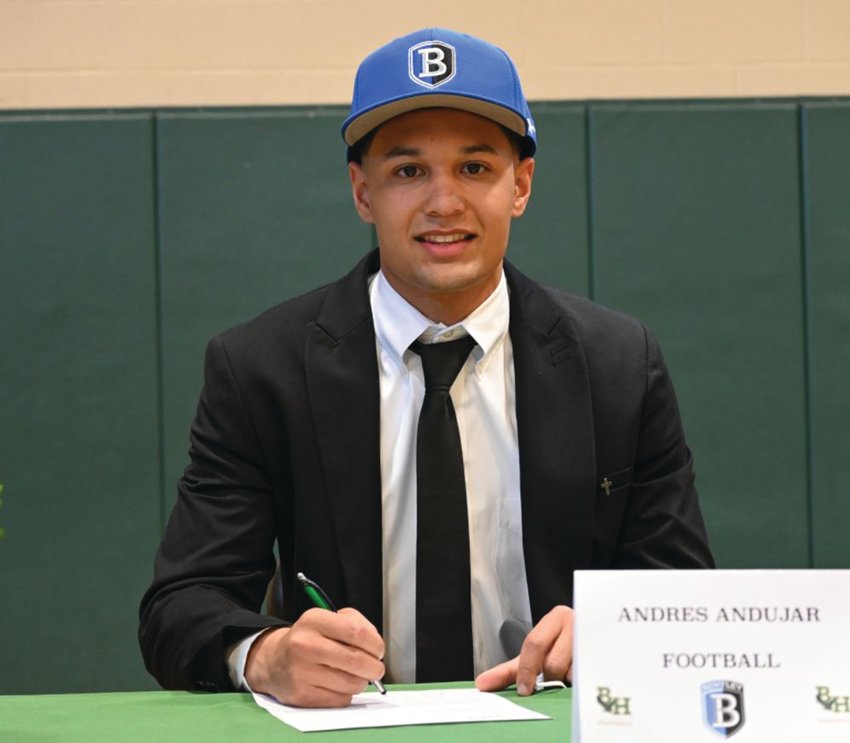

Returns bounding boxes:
[572,570,850,741]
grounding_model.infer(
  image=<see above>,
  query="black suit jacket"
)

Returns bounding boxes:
[139,250,713,691]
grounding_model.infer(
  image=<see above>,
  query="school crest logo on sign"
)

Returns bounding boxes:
[702,680,746,738]
[408,40,456,88]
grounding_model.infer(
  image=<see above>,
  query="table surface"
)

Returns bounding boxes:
[0,683,572,742]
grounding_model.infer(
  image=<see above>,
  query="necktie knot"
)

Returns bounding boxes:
[410,335,476,392]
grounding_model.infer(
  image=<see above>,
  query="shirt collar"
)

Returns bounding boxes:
[370,270,510,368]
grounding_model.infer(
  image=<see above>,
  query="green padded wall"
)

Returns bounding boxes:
[508,104,590,296]
[805,103,850,567]
[589,103,809,568]
[1,99,848,695]
[0,115,160,692]
[155,108,373,508]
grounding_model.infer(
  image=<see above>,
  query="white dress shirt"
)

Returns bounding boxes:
[371,269,532,682]
[228,268,532,687]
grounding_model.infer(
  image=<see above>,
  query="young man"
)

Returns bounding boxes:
[139,28,714,708]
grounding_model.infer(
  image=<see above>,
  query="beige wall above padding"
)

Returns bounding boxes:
[2,0,850,109]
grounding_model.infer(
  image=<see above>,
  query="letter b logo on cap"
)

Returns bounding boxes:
[408,40,456,88]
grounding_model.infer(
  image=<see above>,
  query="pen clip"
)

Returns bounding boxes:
[296,571,338,612]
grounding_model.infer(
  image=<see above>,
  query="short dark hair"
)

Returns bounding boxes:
[347,128,378,164]
[499,125,533,160]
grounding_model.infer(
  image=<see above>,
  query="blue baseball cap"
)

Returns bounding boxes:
[342,28,537,160]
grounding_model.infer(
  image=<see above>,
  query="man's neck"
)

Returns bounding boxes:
[380,271,503,326]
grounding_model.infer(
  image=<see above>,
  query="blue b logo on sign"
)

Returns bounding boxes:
[702,680,746,738]
[408,40,456,88]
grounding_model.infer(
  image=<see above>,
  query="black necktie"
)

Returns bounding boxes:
[410,334,476,681]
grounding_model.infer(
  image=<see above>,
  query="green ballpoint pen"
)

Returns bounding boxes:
[296,572,387,695]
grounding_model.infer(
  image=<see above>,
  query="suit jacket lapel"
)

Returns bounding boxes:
[505,262,597,619]
[305,251,383,630]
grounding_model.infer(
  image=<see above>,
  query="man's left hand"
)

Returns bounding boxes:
[474,605,574,695]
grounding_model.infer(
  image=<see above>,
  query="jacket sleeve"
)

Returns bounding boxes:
[138,334,287,692]
[611,326,715,569]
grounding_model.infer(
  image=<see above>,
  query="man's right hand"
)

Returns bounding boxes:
[244,607,385,707]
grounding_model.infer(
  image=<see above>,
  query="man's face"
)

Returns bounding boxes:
[349,108,534,324]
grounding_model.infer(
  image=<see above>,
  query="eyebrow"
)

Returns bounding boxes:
[461,143,500,156]
[382,146,420,160]
[380,142,501,160]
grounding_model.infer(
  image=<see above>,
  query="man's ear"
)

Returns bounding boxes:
[511,157,535,218]
[349,162,375,224]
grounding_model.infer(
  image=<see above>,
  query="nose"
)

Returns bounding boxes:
[424,171,465,218]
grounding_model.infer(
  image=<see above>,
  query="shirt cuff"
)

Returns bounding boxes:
[226,629,271,691]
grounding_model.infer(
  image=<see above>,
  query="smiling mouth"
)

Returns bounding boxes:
[415,233,476,244]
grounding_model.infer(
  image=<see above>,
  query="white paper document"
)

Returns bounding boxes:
[572,569,850,742]
[252,687,550,732]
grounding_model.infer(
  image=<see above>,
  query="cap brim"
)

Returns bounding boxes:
[343,93,528,146]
